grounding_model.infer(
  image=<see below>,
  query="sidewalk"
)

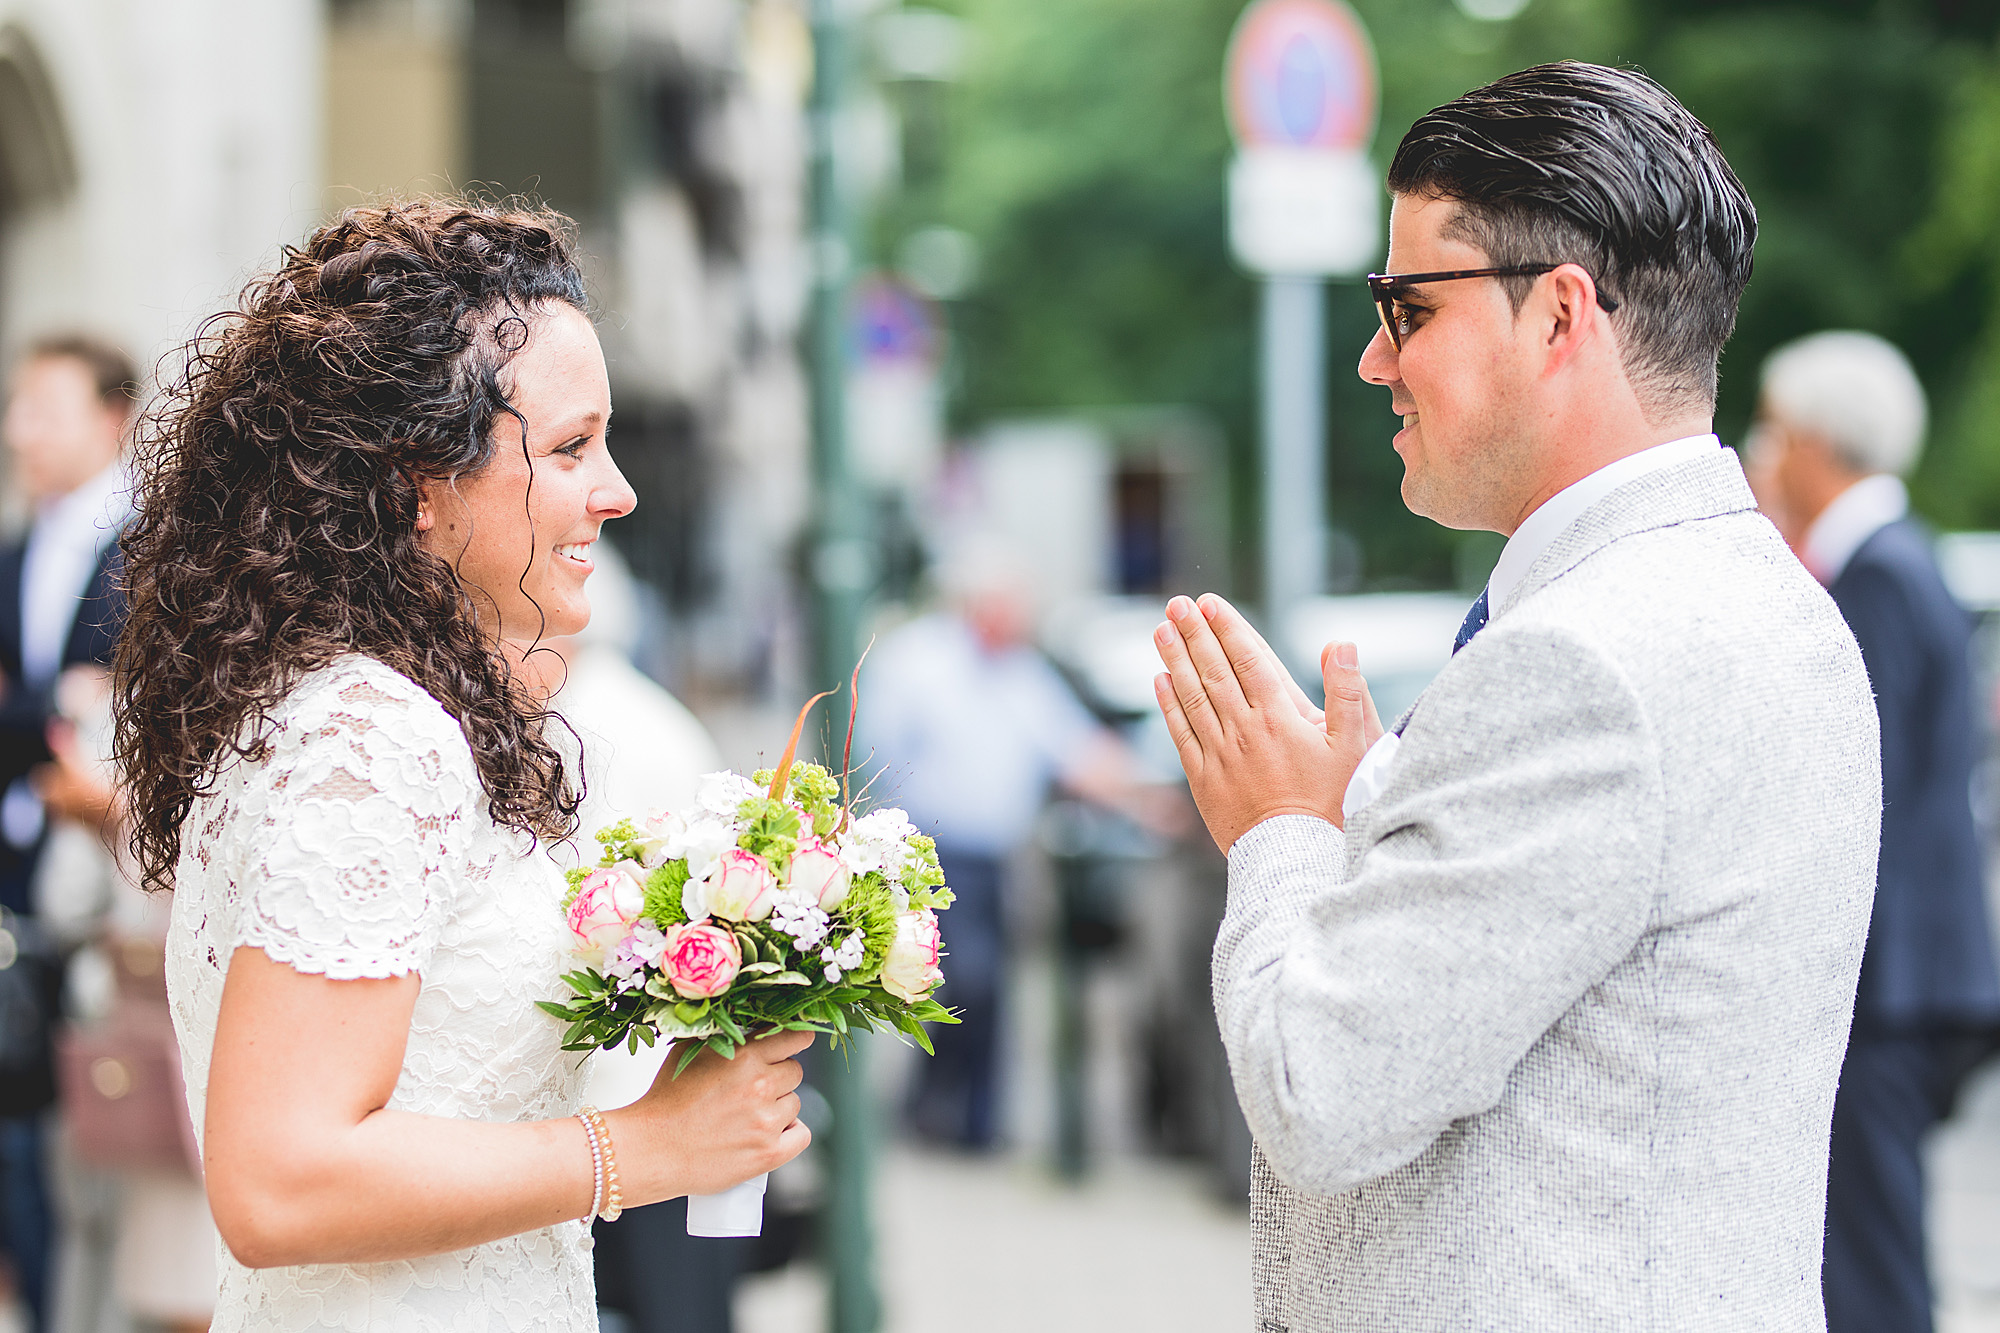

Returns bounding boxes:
[1936,1062,2000,1331]
[736,1146,1249,1333]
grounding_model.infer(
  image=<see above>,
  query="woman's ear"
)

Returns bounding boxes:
[414,477,436,533]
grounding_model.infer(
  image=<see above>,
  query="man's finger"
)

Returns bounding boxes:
[1198,593,1298,712]
[1155,614,1226,749]
[1153,670,1205,778]
[1320,641,1371,756]
[1167,595,1251,720]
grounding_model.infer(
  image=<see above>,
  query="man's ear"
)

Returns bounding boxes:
[1542,263,1608,353]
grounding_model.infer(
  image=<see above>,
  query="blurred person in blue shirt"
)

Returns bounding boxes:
[864,541,1182,1149]
[1750,331,2000,1333]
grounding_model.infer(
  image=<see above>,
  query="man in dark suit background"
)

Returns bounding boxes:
[0,334,136,1332]
[1752,329,2000,1333]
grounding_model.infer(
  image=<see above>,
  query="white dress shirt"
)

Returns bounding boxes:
[1800,472,1907,586]
[1342,434,1722,823]
[20,462,131,690]
[862,613,1103,855]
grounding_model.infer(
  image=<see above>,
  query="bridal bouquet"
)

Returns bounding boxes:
[541,689,956,1236]
[543,756,955,1064]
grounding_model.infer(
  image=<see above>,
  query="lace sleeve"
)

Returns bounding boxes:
[229,662,478,980]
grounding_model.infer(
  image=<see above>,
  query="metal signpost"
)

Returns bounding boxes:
[1224,0,1381,629]
[807,2,880,1330]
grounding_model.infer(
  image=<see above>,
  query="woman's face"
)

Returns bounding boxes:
[421,303,635,643]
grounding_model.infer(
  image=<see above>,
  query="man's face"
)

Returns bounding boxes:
[3,356,126,503]
[1357,194,1543,533]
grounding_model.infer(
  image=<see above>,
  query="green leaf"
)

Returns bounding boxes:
[749,970,812,987]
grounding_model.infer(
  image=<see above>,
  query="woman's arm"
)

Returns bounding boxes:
[204,946,810,1269]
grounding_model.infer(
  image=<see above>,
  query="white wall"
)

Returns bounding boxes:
[0,0,321,380]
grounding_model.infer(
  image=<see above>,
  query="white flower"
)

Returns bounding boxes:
[770,888,832,952]
[632,809,685,868]
[669,818,738,886]
[841,807,919,877]
[606,922,667,981]
[820,931,865,983]
[696,770,762,819]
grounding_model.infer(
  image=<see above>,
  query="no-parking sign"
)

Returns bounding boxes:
[1224,0,1381,276]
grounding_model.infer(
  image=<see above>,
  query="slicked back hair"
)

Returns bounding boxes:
[1387,62,1756,419]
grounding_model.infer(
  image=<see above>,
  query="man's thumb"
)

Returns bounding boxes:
[1320,641,1368,739]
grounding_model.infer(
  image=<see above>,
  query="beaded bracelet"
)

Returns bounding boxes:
[577,1105,624,1222]
[575,1108,606,1223]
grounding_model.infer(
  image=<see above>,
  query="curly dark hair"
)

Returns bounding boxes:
[113,197,592,893]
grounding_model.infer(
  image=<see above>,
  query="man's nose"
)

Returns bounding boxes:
[1357,326,1400,388]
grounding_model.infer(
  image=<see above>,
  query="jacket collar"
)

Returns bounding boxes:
[1494,446,1759,620]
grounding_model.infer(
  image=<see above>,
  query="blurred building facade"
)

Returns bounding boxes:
[0,0,813,689]
[329,0,816,696]
[0,0,319,417]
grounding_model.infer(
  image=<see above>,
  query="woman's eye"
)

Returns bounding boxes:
[555,438,587,459]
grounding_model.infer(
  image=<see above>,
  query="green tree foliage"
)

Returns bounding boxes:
[891,0,2000,585]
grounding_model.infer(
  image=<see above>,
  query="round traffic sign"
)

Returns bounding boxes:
[1224,0,1378,153]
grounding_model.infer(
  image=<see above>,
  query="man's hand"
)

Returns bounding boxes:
[1152,593,1379,853]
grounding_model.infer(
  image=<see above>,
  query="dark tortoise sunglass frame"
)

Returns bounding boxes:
[1365,266,1621,351]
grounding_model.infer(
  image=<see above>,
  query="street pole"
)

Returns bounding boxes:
[1260,274,1327,630]
[806,2,880,1331]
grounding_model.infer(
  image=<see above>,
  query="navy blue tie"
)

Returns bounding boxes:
[1453,587,1490,655]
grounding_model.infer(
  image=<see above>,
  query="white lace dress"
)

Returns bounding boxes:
[165,655,596,1332]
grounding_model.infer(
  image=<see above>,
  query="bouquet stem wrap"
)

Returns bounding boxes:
[686,1172,768,1237]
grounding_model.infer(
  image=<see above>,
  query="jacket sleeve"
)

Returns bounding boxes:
[1211,623,1666,1196]
[1829,557,1926,814]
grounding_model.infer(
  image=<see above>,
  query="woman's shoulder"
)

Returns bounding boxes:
[261,654,476,784]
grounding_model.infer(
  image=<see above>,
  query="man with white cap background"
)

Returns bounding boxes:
[1753,330,2000,1333]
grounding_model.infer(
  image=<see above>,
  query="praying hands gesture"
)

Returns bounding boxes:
[1151,593,1384,853]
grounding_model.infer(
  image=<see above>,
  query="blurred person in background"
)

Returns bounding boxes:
[520,544,755,1333]
[33,663,215,1333]
[863,540,1184,1150]
[1752,331,2000,1333]
[0,335,136,1333]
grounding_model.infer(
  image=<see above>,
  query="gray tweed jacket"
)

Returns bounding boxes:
[1215,449,1880,1331]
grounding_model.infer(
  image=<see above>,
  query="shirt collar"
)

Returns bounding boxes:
[1486,434,1721,614]
[1801,472,1907,586]
[32,461,132,549]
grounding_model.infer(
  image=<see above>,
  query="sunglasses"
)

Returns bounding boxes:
[1366,265,1621,351]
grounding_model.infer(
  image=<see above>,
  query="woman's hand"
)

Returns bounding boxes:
[605,1029,814,1203]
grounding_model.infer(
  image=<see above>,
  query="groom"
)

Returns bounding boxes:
[1155,63,1881,1329]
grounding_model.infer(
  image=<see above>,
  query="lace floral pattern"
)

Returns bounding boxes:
[165,656,594,1332]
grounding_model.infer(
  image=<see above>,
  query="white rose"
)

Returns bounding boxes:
[706,848,778,922]
[564,861,647,956]
[788,837,851,910]
[880,909,944,1003]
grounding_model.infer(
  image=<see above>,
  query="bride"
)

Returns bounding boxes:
[110,198,812,1330]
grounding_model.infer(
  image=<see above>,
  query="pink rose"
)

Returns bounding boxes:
[788,837,851,910]
[880,909,944,1002]
[662,922,742,999]
[705,848,777,922]
[566,862,646,952]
